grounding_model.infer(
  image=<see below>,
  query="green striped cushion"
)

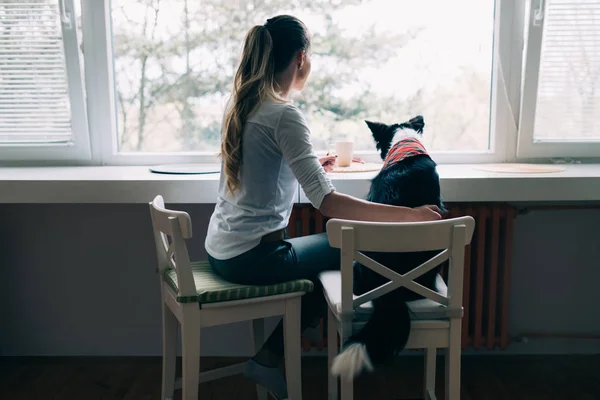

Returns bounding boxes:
[163,260,314,304]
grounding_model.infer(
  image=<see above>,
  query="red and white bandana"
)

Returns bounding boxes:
[382,137,428,169]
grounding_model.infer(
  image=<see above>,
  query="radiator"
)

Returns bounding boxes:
[289,203,517,351]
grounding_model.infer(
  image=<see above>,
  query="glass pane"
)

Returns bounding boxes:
[111,0,495,153]
[533,0,600,142]
[0,0,74,144]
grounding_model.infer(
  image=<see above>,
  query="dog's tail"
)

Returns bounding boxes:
[331,292,411,381]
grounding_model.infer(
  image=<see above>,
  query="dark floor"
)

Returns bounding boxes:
[1,355,599,400]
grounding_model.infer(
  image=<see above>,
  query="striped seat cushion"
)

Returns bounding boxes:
[164,260,314,304]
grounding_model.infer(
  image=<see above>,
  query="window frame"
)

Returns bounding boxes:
[517,0,600,160]
[81,0,524,166]
[0,0,91,165]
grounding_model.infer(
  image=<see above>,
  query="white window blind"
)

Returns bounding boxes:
[0,0,77,145]
[533,0,600,142]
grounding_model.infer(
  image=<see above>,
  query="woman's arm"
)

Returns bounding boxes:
[319,191,442,222]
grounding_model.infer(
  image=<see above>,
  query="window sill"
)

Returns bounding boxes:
[315,163,600,204]
[1,164,599,204]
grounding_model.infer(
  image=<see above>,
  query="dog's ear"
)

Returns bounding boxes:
[407,115,425,134]
[365,120,394,160]
[365,120,389,139]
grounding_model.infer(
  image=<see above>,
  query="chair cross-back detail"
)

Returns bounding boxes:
[149,195,313,400]
[320,216,475,400]
[350,248,452,310]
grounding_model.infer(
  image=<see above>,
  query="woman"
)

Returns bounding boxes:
[205,15,441,399]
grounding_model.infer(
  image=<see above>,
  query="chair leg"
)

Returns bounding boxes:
[339,318,353,400]
[251,318,268,400]
[284,297,303,400]
[161,300,178,400]
[445,319,462,400]
[181,305,201,400]
[340,378,353,400]
[424,347,436,400]
[327,308,338,400]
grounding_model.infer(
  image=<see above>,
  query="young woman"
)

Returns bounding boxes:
[205,15,442,399]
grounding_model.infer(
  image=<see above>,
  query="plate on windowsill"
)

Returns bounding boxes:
[149,164,220,175]
[331,162,383,173]
[472,163,566,174]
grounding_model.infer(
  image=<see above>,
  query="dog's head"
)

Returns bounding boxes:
[365,115,425,160]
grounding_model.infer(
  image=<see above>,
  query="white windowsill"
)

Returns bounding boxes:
[1,164,600,204]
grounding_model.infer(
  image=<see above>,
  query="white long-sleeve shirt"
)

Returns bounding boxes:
[205,98,335,260]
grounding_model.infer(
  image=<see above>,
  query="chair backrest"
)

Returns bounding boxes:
[148,195,196,298]
[326,216,475,317]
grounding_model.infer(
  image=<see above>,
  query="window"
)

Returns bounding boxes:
[519,0,600,159]
[0,0,89,163]
[15,0,595,165]
[91,0,517,165]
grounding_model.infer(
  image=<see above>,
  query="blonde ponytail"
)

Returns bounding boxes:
[220,26,276,194]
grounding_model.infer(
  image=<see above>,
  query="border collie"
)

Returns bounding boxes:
[331,115,447,381]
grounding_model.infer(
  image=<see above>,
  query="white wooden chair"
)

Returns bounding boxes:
[320,216,475,400]
[149,195,312,400]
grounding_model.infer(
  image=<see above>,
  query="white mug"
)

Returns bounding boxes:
[335,141,354,167]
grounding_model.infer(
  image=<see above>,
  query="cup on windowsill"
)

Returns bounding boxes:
[335,141,354,167]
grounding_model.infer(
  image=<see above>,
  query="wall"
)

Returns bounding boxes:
[1,204,599,356]
[505,206,600,354]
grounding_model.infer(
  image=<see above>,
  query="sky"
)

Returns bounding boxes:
[107,0,498,151]
[111,0,495,98]
[68,0,600,151]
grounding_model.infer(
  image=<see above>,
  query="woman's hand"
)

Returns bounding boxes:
[320,155,365,172]
[319,155,337,172]
[412,205,443,221]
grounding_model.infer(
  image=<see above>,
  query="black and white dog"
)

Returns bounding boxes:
[331,115,448,381]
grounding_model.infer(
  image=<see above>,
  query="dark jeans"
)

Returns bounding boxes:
[208,233,340,358]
